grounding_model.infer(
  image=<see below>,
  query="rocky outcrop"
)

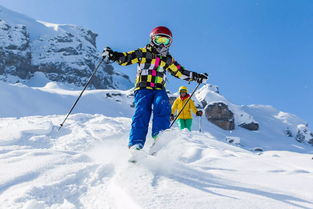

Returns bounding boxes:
[0,20,33,79]
[0,6,132,89]
[239,122,259,131]
[204,102,235,130]
[295,124,313,144]
[284,127,293,137]
[195,85,260,131]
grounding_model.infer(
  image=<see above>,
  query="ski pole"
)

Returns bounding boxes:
[199,115,202,132]
[170,82,201,128]
[58,58,105,131]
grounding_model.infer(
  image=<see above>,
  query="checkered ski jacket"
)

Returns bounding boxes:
[113,45,197,91]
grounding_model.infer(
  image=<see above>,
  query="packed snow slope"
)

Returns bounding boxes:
[1,81,313,209]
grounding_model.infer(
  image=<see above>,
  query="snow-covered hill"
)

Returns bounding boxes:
[0,6,312,206]
[0,80,135,118]
[1,115,313,209]
[2,80,312,150]
[193,84,313,150]
[0,5,132,90]
[1,80,313,208]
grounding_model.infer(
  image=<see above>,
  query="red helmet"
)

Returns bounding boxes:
[150,26,173,39]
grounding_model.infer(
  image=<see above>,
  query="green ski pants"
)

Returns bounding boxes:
[177,119,192,131]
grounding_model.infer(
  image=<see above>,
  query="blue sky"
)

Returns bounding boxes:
[0,0,312,125]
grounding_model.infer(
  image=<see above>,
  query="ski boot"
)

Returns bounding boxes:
[128,144,145,163]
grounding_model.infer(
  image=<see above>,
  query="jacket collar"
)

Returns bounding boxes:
[180,94,190,101]
[146,44,170,57]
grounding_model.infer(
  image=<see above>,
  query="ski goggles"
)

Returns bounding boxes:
[153,35,171,46]
[180,89,187,93]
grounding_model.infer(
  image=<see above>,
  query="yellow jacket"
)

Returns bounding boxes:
[172,95,198,119]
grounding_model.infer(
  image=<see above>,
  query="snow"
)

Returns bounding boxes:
[0,81,134,118]
[2,4,312,208]
[37,21,60,32]
[0,5,57,40]
[0,81,313,209]
[0,114,313,209]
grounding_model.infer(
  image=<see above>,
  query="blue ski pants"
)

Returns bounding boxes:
[129,89,171,148]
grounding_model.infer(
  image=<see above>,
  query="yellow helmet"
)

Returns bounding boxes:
[179,86,188,92]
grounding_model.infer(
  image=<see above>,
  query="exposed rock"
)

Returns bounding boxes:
[195,85,259,131]
[200,100,208,109]
[226,136,240,144]
[239,122,259,131]
[284,128,293,137]
[0,20,33,80]
[308,136,313,145]
[252,147,264,155]
[204,102,235,130]
[0,8,132,89]
[295,124,313,144]
[295,130,305,143]
[295,124,313,145]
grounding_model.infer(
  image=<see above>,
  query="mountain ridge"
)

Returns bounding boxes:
[0,5,132,90]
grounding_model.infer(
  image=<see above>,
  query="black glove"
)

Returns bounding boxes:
[193,73,208,84]
[170,114,175,121]
[196,110,203,116]
[102,47,117,63]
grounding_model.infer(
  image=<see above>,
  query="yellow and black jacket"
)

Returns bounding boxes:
[113,45,196,91]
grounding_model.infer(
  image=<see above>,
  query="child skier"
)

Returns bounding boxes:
[171,86,203,131]
[101,26,207,152]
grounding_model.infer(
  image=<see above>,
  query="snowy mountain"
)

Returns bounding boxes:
[0,81,313,209]
[1,5,313,208]
[0,5,132,89]
[1,80,312,150]
[193,84,313,148]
